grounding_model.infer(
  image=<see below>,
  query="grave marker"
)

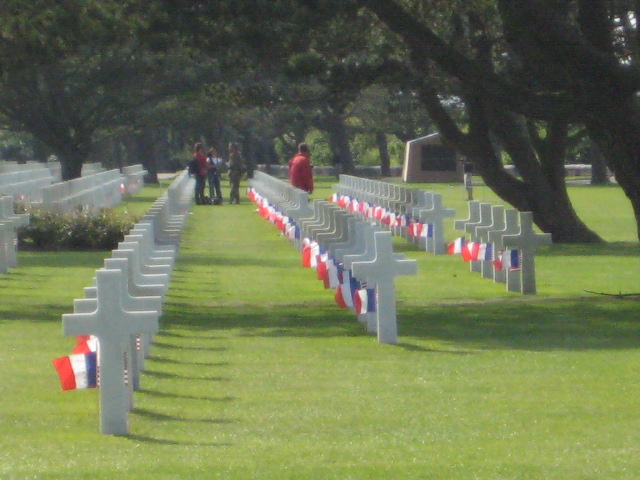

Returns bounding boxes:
[62,269,158,435]
[501,212,552,295]
[350,231,417,344]
[488,209,521,288]
[416,193,455,255]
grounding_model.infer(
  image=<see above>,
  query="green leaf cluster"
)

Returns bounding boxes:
[17,209,138,251]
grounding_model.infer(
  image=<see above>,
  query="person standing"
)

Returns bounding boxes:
[228,142,244,204]
[191,142,208,205]
[460,157,474,201]
[288,142,314,194]
[206,147,224,204]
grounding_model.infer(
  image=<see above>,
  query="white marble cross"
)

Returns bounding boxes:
[343,224,387,334]
[62,268,159,435]
[111,246,169,297]
[326,216,358,259]
[0,196,29,268]
[474,205,505,279]
[84,258,163,383]
[417,193,455,255]
[488,209,521,289]
[501,212,551,295]
[0,222,10,273]
[350,231,417,344]
[454,200,480,231]
[463,203,493,273]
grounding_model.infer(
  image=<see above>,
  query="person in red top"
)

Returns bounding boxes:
[192,142,208,204]
[288,142,314,194]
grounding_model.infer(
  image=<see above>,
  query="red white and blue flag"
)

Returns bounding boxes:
[494,249,520,270]
[477,243,493,262]
[447,237,466,254]
[354,288,376,315]
[73,335,98,354]
[52,352,98,391]
[462,241,480,262]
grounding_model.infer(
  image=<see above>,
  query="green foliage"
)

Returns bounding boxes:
[18,209,138,251]
[2,181,640,479]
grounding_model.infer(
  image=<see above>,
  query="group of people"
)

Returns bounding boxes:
[190,140,315,206]
[191,140,474,205]
[191,142,245,205]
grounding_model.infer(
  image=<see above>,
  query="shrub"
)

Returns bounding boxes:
[18,209,139,251]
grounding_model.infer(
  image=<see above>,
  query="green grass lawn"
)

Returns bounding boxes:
[1,179,639,479]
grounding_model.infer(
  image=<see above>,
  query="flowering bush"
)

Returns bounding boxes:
[18,209,138,251]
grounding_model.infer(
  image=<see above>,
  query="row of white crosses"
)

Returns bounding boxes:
[454,200,552,295]
[249,173,417,345]
[39,169,126,214]
[333,174,456,255]
[61,170,194,435]
[0,196,30,274]
[250,171,314,218]
[0,164,56,204]
[122,164,148,195]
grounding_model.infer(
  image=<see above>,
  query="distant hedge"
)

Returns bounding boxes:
[17,209,139,251]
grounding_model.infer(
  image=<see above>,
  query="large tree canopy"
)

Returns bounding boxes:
[2,0,640,243]
[339,0,640,242]
[0,0,210,179]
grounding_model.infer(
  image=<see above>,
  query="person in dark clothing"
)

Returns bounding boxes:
[228,142,244,204]
[206,147,224,204]
[192,142,208,205]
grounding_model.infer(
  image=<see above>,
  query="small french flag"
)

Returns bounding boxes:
[73,335,98,354]
[354,288,376,315]
[477,243,493,261]
[462,242,480,262]
[52,352,98,391]
[447,237,466,254]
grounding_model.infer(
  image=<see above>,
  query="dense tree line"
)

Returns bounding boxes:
[1,0,640,242]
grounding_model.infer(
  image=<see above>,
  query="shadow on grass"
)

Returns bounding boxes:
[144,369,231,382]
[138,388,235,403]
[132,407,237,425]
[158,297,640,351]
[397,298,640,351]
[159,331,226,340]
[148,356,229,367]
[20,251,108,268]
[0,304,73,323]
[540,242,639,257]
[152,341,227,353]
[125,434,232,447]
[176,251,296,268]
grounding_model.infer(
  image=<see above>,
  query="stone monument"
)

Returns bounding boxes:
[402,133,462,183]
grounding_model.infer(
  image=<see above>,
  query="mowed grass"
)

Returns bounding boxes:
[1,179,640,479]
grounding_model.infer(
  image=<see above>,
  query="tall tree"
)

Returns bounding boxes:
[346,0,640,241]
[0,0,205,179]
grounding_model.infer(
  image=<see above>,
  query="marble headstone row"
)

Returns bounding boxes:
[332,174,456,255]
[0,196,29,274]
[453,201,551,295]
[122,164,148,195]
[39,168,126,214]
[60,170,194,435]
[0,165,56,204]
[248,173,417,345]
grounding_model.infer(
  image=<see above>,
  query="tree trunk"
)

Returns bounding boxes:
[585,97,640,241]
[587,142,609,185]
[418,83,602,242]
[375,132,391,177]
[480,104,603,243]
[324,110,354,174]
[59,149,84,181]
